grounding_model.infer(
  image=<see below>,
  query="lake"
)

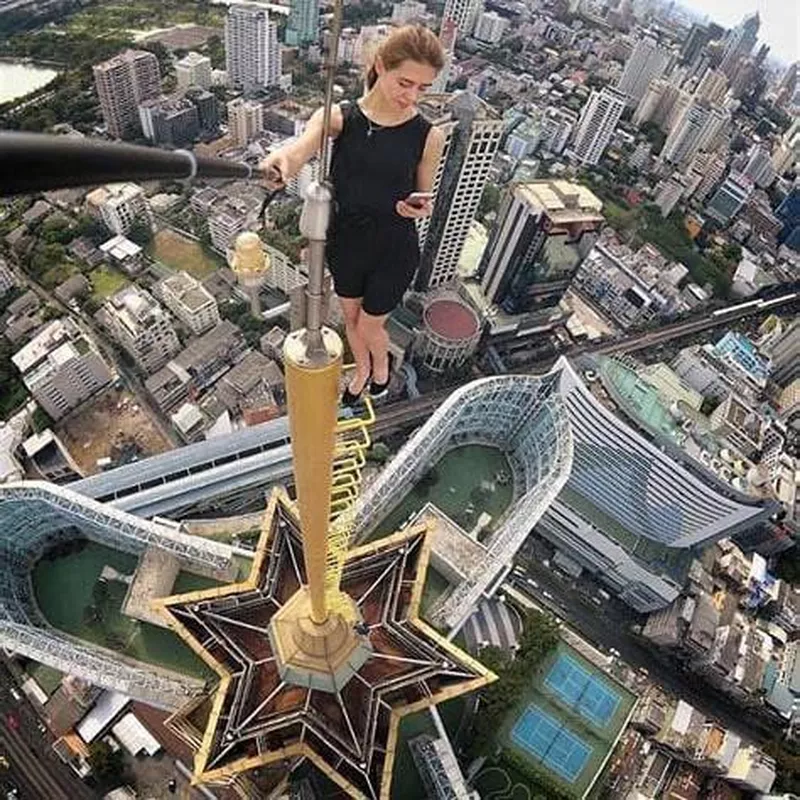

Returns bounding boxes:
[0,61,60,103]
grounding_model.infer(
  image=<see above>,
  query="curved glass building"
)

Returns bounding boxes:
[0,481,234,707]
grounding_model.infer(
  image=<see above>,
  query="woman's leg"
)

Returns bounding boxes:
[339,296,371,393]
[357,311,391,384]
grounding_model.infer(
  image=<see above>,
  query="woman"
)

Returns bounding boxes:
[260,24,445,403]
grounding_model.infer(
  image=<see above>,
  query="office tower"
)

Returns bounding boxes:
[720,12,759,79]
[225,5,280,91]
[285,0,320,46]
[414,92,502,290]
[175,52,212,90]
[441,0,481,38]
[706,171,753,225]
[93,49,161,140]
[85,182,150,236]
[776,186,800,250]
[473,10,508,44]
[227,98,264,146]
[138,95,200,147]
[570,86,626,165]
[11,319,114,421]
[695,68,727,103]
[102,286,181,374]
[479,180,604,315]
[742,143,775,188]
[617,33,671,107]
[681,23,711,65]
[661,101,728,168]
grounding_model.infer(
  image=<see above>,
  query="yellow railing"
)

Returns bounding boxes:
[324,396,376,612]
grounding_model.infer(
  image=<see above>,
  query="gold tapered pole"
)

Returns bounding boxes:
[283,328,342,624]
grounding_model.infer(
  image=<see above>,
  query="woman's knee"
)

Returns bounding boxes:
[356,313,387,346]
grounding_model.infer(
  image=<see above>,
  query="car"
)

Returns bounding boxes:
[543,591,554,600]
[591,596,602,607]
[8,689,20,703]
[526,578,539,589]
[609,648,621,658]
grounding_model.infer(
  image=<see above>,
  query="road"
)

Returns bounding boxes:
[0,662,97,800]
[507,553,780,745]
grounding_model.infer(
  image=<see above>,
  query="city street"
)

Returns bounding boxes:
[509,549,781,746]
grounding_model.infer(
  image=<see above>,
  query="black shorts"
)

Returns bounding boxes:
[326,213,419,317]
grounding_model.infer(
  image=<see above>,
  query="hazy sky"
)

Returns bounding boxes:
[684,0,798,66]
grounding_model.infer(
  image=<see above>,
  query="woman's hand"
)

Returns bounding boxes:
[259,151,292,189]
[395,198,432,219]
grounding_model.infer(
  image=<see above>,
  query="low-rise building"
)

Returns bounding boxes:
[11,319,114,421]
[99,234,143,276]
[85,183,151,236]
[157,271,220,336]
[709,394,766,458]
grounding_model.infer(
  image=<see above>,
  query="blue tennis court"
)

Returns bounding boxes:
[511,704,592,783]
[544,653,621,728]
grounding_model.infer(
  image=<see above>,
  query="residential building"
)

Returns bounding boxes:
[709,393,765,458]
[661,101,729,168]
[742,144,775,188]
[617,33,671,107]
[629,141,652,170]
[225,5,280,91]
[414,92,502,290]
[93,50,161,140]
[671,344,757,403]
[654,174,686,217]
[441,0,480,38]
[726,746,776,794]
[286,0,319,46]
[85,183,150,236]
[480,180,603,315]
[99,234,143,276]
[208,202,249,251]
[185,88,220,135]
[713,331,771,387]
[11,319,114,421]
[766,320,799,388]
[391,0,426,25]
[473,11,508,45]
[138,95,200,147]
[695,68,728,103]
[706,172,753,225]
[570,86,627,166]
[688,151,728,202]
[102,286,181,375]
[157,272,221,336]
[539,107,577,155]
[227,98,263,147]
[0,259,17,296]
[175,52,212,91]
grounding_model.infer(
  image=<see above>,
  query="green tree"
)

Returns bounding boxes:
[88,740,125,786]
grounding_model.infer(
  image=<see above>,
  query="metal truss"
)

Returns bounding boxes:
[0,481,236,708]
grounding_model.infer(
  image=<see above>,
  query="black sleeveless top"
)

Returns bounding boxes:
[330,100,432,221]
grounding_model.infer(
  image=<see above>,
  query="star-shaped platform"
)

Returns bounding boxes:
[155,489,495,799]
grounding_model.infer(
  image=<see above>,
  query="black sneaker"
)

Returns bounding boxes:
[369,353,394,400]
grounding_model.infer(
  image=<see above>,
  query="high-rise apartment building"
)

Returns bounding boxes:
[654,173,687,217]
[473,10,508,44]
[93,49,161,139]
[617,34,671,107]
[157,272,221,336]
[225,5,280,92]
[661,101,728,168]
[570,86,626,165]
[138,95,200,147]
[286,0,320,46]
[11,319,114,421]
[741,143,775,188]
[391,0,427,25]
[227,98,264,146]
[175,52,212,90]
[441,0,480,38]
[539,107,577,155]
[85,183,150,236]
[720,12,759,79]
[695,68,728,103]
[479,180,604,315]
[414,92,502,290]
[102,286,181,375]
[706,172,754,225]
[766,320,799,388]
[687,151,727,201]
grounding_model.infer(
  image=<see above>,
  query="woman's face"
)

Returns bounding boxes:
[376,58,438,111]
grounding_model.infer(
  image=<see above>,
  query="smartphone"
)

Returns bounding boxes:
[405,191,434,208]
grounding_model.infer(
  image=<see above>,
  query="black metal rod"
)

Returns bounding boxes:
[0,132,252,196]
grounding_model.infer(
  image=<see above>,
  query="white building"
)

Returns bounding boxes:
[706,171,753,225]
[175,52,212,91]
[539,107,577,155]
[661,101,728,168]
[617,34,671,107]
[102,286,181,375]
[441,0,481,38]
[225,4,280,91]
[208,203,248,252]
[654,174,687,217]
[570,86,627,165]
[227,98,264,147]
[742,143,775,188]
[85,183,150,236]
[415,92,503,290]
[726,747,776,794]
[473,10,508,44]
[391,0,427,25]
[695,68,728,104]
[11,319,114,421]
[157,272,220,336]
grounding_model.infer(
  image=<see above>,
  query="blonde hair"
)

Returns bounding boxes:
[365,25,445,90]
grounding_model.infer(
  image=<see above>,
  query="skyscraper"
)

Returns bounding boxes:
[285,0,320,46]
[570,86,626,165]
[661,100,728,168]
[742,143,775,188]
[695,68,728,104]
[441,0,481,38]
[414,92,502,291]
[225,5,280,92]
[681,23,712,65]
[617,33,671,107]
[719,12,759,79]
[479,180,604,315]
[93,49,161,140]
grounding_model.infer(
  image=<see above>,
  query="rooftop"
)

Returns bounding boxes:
[516,180,604,221]
[424,297,480,341]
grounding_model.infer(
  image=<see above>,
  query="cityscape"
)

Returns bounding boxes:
[0,0,798,797]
